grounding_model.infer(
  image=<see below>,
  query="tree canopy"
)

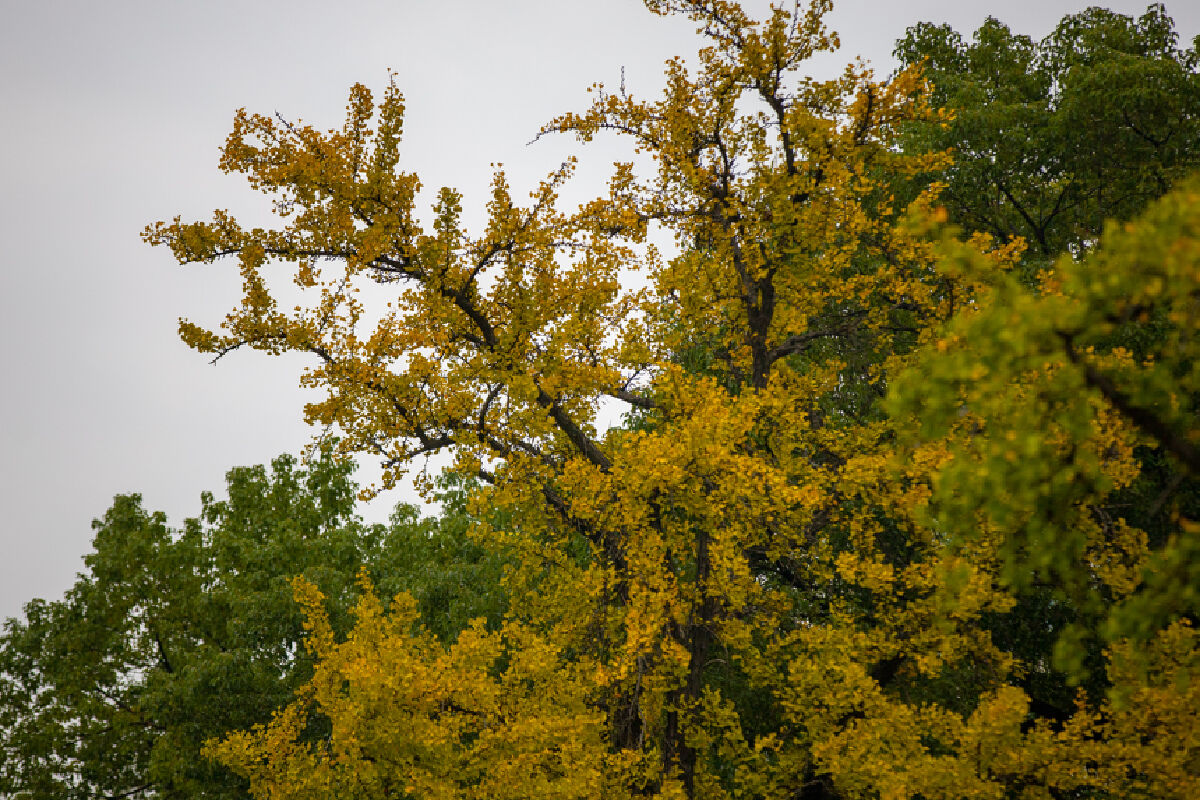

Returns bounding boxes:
[0,453,503,800]
[143,1,1200,797]
[4,2,1197,799]
[894,3,1200,261]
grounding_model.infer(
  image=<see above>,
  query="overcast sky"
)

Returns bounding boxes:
[2,0,1197,623]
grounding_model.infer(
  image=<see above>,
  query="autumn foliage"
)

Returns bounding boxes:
[137,1,1200,798]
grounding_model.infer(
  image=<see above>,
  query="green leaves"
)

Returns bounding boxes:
[896,5,1200,261]
[0,450,506,800]
[890,178,1200,680]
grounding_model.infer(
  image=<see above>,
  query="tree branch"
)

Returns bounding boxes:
[1060,332,1200,475]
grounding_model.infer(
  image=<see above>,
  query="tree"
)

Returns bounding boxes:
[208,578,609,800]
[0,452,504,800]
[890,177,1200,643]
[373,474,510,643]
[893,1,1200,713]
[147,1,1199,798]
[894,3,1200,263]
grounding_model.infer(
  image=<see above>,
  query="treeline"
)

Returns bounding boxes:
[3,2,1199,799]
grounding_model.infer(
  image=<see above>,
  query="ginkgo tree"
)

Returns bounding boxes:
[146,1,1199,798]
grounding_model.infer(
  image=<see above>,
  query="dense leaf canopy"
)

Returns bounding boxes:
[894,3,1200,261]
[4,2,1197,799]
[0,454,503,800]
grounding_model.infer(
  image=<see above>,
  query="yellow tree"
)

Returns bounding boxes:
[147,1,1197,798]
[207,577,609,800]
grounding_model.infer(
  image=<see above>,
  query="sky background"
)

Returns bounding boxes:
[2,0,1198,623]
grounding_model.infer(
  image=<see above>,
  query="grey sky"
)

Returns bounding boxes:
[2,0,1197,623]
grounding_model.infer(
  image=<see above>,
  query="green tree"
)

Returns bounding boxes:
[373,474,510,643]
[890,177,1200,635]
[895,3,1200,262]
[0,452,506,800]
